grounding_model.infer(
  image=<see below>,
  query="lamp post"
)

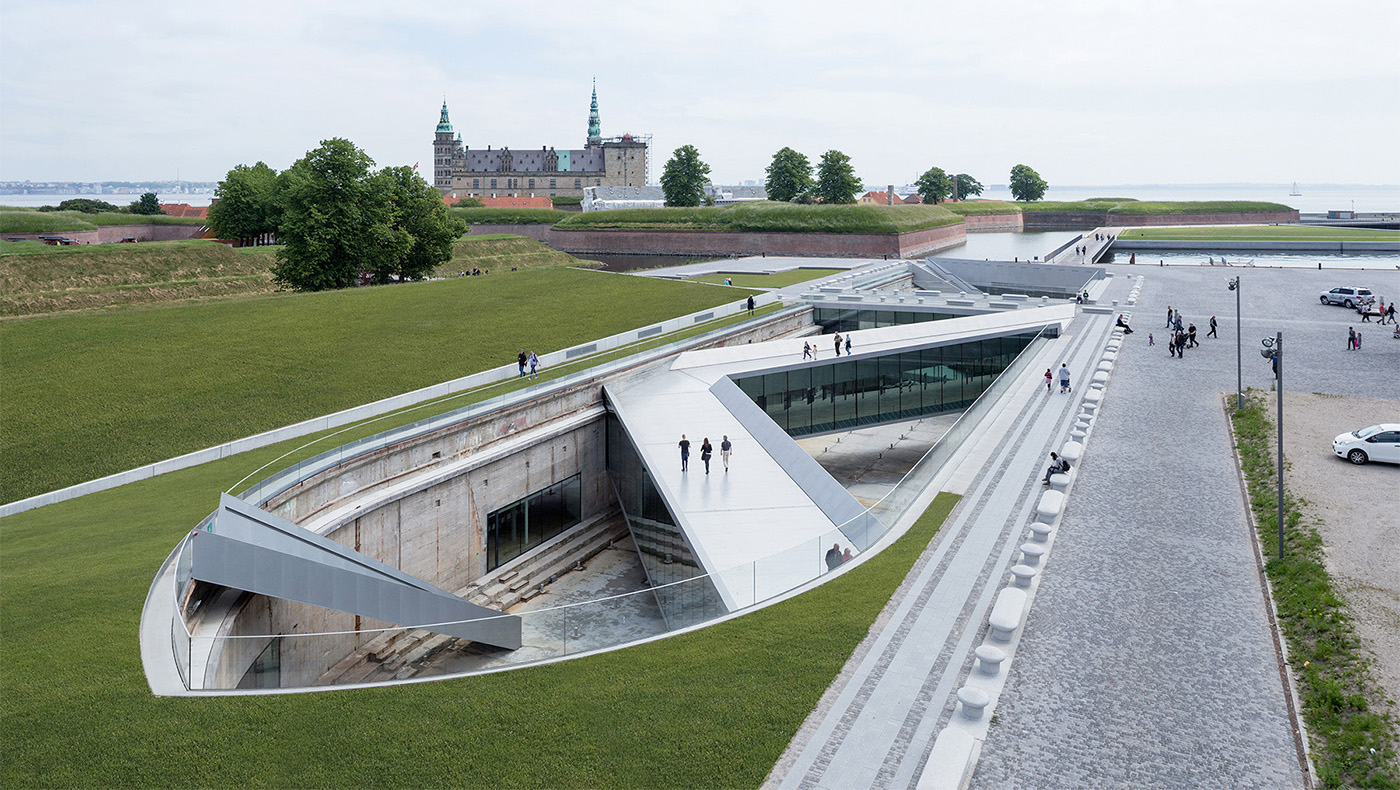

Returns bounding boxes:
[1262,333,1284,560]
[1228,277,1242,410]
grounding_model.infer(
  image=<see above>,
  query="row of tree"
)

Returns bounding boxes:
[664,145,1051,206]
[208,138,465,291]
[38,193,164,215]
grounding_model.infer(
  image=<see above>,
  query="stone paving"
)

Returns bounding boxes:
[971,267,1309,788]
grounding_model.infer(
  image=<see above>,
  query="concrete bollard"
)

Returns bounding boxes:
[1029,522,1054,542]
[976,644,1007,676]
[1010,564,1039,588]
[957,686,991,719]
[1020,542,1046,566]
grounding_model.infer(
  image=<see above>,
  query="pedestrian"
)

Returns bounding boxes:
[1348,326,1356,351]
[679,434,690,472]
[842,548,854,564]
[1388,302,1397,324]
[724,277,732,286]
[1188,323,1198,347]
[1058,363,1071,393]
[746,295,755,315]
[1207,315,1217,338]
[1176,330,1187,357]
[833,332,843,357]
[1044,368,1053,391]
[1166,306,1173,328]
[1361,302,1372,322]
[700,438,713,474]
[803,341,812,360]
[1174,314,1183,332]
[720,435,732,472]
[517,349,528,378]
[845,334,852,355]
[825,543,843,571]
[1148,332,1155,346]
[1356,330,1362,350]
[528,350,540,379]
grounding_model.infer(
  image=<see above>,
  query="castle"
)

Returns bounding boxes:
[433,83,649,199]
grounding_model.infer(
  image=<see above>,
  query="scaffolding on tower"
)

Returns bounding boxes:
[603,132,654,185]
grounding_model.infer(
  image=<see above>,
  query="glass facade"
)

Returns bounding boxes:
[605,414,725,629]
[812,306,961,334]
[485,475,582,571]
[734,334,1037,437]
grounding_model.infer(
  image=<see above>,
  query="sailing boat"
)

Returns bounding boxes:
[1289,181,1302,196]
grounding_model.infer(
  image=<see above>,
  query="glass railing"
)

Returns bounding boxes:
[171,326,1050,692]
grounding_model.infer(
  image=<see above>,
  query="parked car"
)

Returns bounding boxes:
[1319,287,1373,308]
[1332,423,1400,465]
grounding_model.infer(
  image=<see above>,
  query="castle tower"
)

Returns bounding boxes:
[434,100,457,189]
[586,79,601,148]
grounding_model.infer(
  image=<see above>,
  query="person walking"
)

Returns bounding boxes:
[700,438,713,474]
[1148,332,1155,346]
[517,349,528,378]
[833,332,843,357]
[845,334,852,355]
[825,544,843,572]
[1044,368,1053,392]
[1355,330,1362,350]
[720,435,732,472]
[1058,363,1072,393]
[1348,326,1356,351]
[1207,315,1217,338]
[746,295,755,315]
[803,341,812,360]
[1387,302,1397,325]
[1188,323,1198,347]
[678,435,691,472]
[528,350,540,380]
[1166,306,1174,328]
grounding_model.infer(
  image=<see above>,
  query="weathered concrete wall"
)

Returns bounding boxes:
[464,222,967,259]
[1020,210,1299,231]
[1111,239,1400,252]
[962,212,1025,232]
[3,223,207,244]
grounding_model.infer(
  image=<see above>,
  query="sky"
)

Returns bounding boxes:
[2,0,1398,188]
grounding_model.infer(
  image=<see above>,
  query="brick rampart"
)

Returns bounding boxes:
[962,212,1025,232]
[466,221,966,258]
[3,223,207,245]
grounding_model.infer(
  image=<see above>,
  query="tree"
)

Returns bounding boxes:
[764,147,813,202]
[49,198,121,214]
[1009,164,1048,202]
[129,192,163,215]
[208,162,281,244]
[953,174,984,201]
[273,138,396,291]
[814,150,861,204]
[660,145,711,207]
[372,165,467,284]
[915,166,953,204]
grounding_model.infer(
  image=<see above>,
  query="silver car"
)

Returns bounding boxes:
[1332,423,1400,465]
[1319,287,1373,308]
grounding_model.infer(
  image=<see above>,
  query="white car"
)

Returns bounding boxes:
[1332,423,1400,465]
[1319,287,1373,308]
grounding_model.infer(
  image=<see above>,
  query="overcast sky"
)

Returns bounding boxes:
[2,0,1397,187]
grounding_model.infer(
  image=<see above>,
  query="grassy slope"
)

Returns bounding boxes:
[0,393,958,788]
[449,207,573,225]
[694,268,844,288]
[1017,198,1293,214]
[554,201,963,233]
[0,269,756,503]
[0,210,206,233]
[941,200,1022,215]
[433,234,584,276]
[1119,225,1399,241]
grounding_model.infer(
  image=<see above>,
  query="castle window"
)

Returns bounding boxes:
[473,179,480,189]
[491,178,497,188]
[528,178,535,188]
[574,179,582,188]
[595,179,601,186]
[550,179,556,188]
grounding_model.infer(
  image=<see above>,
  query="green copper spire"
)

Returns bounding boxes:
[586,79,601,142]
[436,100,453,134]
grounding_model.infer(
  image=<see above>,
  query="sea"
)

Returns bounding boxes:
[0,191,216,208]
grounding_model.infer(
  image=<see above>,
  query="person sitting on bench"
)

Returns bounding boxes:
[1041,452,1070,485]
[1116,314,1134,334]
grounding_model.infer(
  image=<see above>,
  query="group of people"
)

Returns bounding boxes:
[1357,296,1397,326]
[516,348,540,379]
[678,434,733,475]
[1154,306,1213,359]
[1045,363,1073,393]
[802,332,853,360]
[825,542,854,570]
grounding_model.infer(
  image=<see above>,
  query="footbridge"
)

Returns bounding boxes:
[603,304,1075,629]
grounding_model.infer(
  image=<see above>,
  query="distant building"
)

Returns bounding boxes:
[434,82,649,200]
[581,184,766,212]
[159,203,208,219]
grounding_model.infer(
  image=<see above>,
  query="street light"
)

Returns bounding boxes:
[1228,277,1242,410]
[1260,333,1285,560]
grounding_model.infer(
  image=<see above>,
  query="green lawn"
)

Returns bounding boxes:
[693,268,844,288]
[1017,199,1294,214]
[941,200,1022,215]
[1118,225,1399,241]
[449,207,573,225]
[0,269,758,504]
[554,201,963,234]
[0,387,958,788]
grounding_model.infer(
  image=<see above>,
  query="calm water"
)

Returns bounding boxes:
[0,192,214,207]
[982,184,1400,214]
[944,230,1080,262]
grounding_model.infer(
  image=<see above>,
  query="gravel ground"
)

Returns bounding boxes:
[1277,392,1400,743]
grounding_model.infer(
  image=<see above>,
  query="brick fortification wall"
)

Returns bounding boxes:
[1021,210,1299,231]
[4,223,207,244]
[468,222,966,258]
[962,212,1025,232]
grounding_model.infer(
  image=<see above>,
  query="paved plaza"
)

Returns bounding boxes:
[768,261,1397,788]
